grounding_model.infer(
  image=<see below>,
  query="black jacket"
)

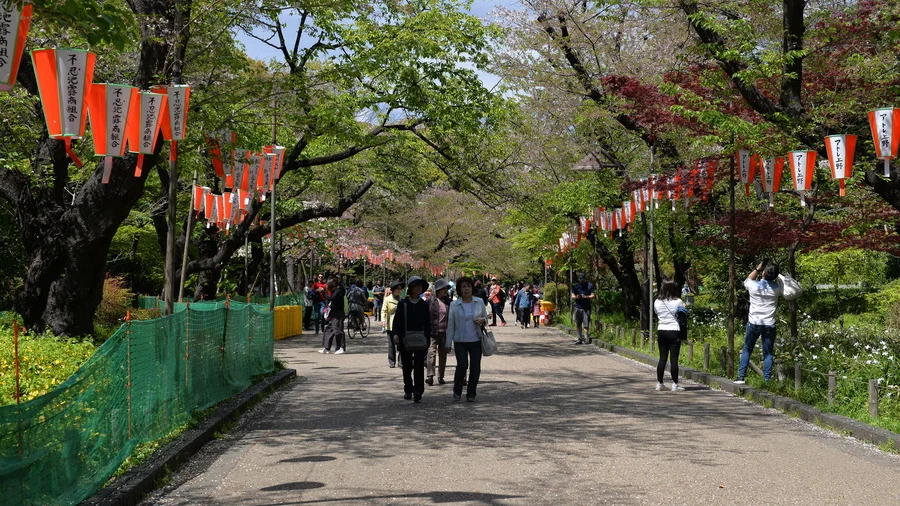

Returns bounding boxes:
[393,297,432,346]
[326,285,346,318]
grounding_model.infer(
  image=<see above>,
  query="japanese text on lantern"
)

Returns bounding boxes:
[795,154,805,187]
[833,137,843,172]
[63,53,82,132]
[0,11,12,69]
[143,96,156,150]
[878,110,891,154]
[171,89,183,139]
[110,88,124,148]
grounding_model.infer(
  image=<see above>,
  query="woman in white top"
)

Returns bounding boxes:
[653,278,687,392]
[446,276,488,402]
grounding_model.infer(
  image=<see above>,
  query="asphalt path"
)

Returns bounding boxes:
[144,318,900,505]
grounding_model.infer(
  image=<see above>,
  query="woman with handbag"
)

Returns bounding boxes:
[653,278,687,392]
[446,276,488,402]
[392,276,432,403]
[320,278,347,354]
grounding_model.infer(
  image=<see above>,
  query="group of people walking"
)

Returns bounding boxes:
[383,276,487,403]
[304,258,800,399]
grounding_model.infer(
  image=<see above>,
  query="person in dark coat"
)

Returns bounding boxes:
[393,276,432,403]
[320,278,347,354]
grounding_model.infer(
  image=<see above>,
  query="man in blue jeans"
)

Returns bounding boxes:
[735,261,784,384]
[571,273,595,345]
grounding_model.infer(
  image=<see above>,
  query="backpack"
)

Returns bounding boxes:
[498,288,507,303]
[348,286,366,305]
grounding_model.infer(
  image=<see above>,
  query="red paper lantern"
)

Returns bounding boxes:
[824,134,856,197]
[758,156,784,208]
[0,3,32,91]
[867,108,900,177]
[736,150,754,197]
[151,84,191,162]
[788,150,816,206]
[87,84,138,183]
[31,48,96,167]
[125,91,167,177]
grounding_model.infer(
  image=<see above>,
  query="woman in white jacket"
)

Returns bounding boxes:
[446,276,488,402]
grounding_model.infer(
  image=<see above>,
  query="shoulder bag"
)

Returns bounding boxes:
[402,300,428,351]
[481,325,497,356]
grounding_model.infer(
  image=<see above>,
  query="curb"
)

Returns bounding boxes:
[556,324,900,449]
[84,368,297,506]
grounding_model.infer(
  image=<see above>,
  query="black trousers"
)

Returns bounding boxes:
[491,302,506,324]
[454,341,483,398]
[400,346,427,395]
[657,330,682,383]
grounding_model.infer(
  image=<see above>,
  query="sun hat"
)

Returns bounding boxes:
[406,276,428,291]
[390,280,405,290]
[433,278,451,292]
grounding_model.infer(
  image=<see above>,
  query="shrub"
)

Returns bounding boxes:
[96,275,134,328]
[0,326,96,405]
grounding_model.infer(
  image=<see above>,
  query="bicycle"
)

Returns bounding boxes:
[346,307,370,339]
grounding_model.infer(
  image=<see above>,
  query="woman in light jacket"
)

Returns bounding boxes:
[381,280,404,368]
[446,276,488,402]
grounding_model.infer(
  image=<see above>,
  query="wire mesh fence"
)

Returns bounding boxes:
[0,301,274,506]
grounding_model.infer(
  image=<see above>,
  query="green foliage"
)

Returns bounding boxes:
[29,0,137,50]
[866,279,900,317]
[108,224,165,295]
[0,327,96,405]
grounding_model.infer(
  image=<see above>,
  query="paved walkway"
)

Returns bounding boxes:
[145,321,900,505]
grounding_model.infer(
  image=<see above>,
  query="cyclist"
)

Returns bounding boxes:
[347,278,368,331]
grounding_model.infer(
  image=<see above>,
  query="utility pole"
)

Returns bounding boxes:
[728,143,737,377]
[178,170,198,302]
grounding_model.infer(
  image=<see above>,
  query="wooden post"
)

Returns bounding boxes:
[687,340,694,361]
[827,371,836,406]
[631,328,637,347]
[720,347,727,374]
[703,343,710,371]
[869,380,878,419]
[650,331,655,352]
[125,311,132,439]
[794,362,802,391]
[776,359,785,381]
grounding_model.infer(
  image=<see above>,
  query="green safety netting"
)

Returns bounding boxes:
[137,293,303,311]
[0,301,274,506]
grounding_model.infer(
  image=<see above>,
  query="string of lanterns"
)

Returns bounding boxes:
[554,109,899,254]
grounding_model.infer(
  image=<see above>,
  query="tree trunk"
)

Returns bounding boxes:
[591,231,642,320]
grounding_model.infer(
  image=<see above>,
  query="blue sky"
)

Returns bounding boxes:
[236,0,522,90]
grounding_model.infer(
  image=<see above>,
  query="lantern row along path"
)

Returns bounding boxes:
[143,322,900,505]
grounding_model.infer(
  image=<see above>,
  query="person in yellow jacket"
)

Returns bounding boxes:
[381,280,404,368]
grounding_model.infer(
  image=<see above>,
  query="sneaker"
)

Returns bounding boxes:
[500,322,507,327]
[404,392,412,400]
[520,324,525,329]
[671,383,685,392]
[488,323,496,327]
[414,395,422,403]
[425,376,434,386]
[318,348,329,354]
[655,382,665,391]
[453,394,461,401]
[466,395,475,402]
[438,377,446,385]
[734,378,746,385]
[334,349,345,355]
[574,340,584,345]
